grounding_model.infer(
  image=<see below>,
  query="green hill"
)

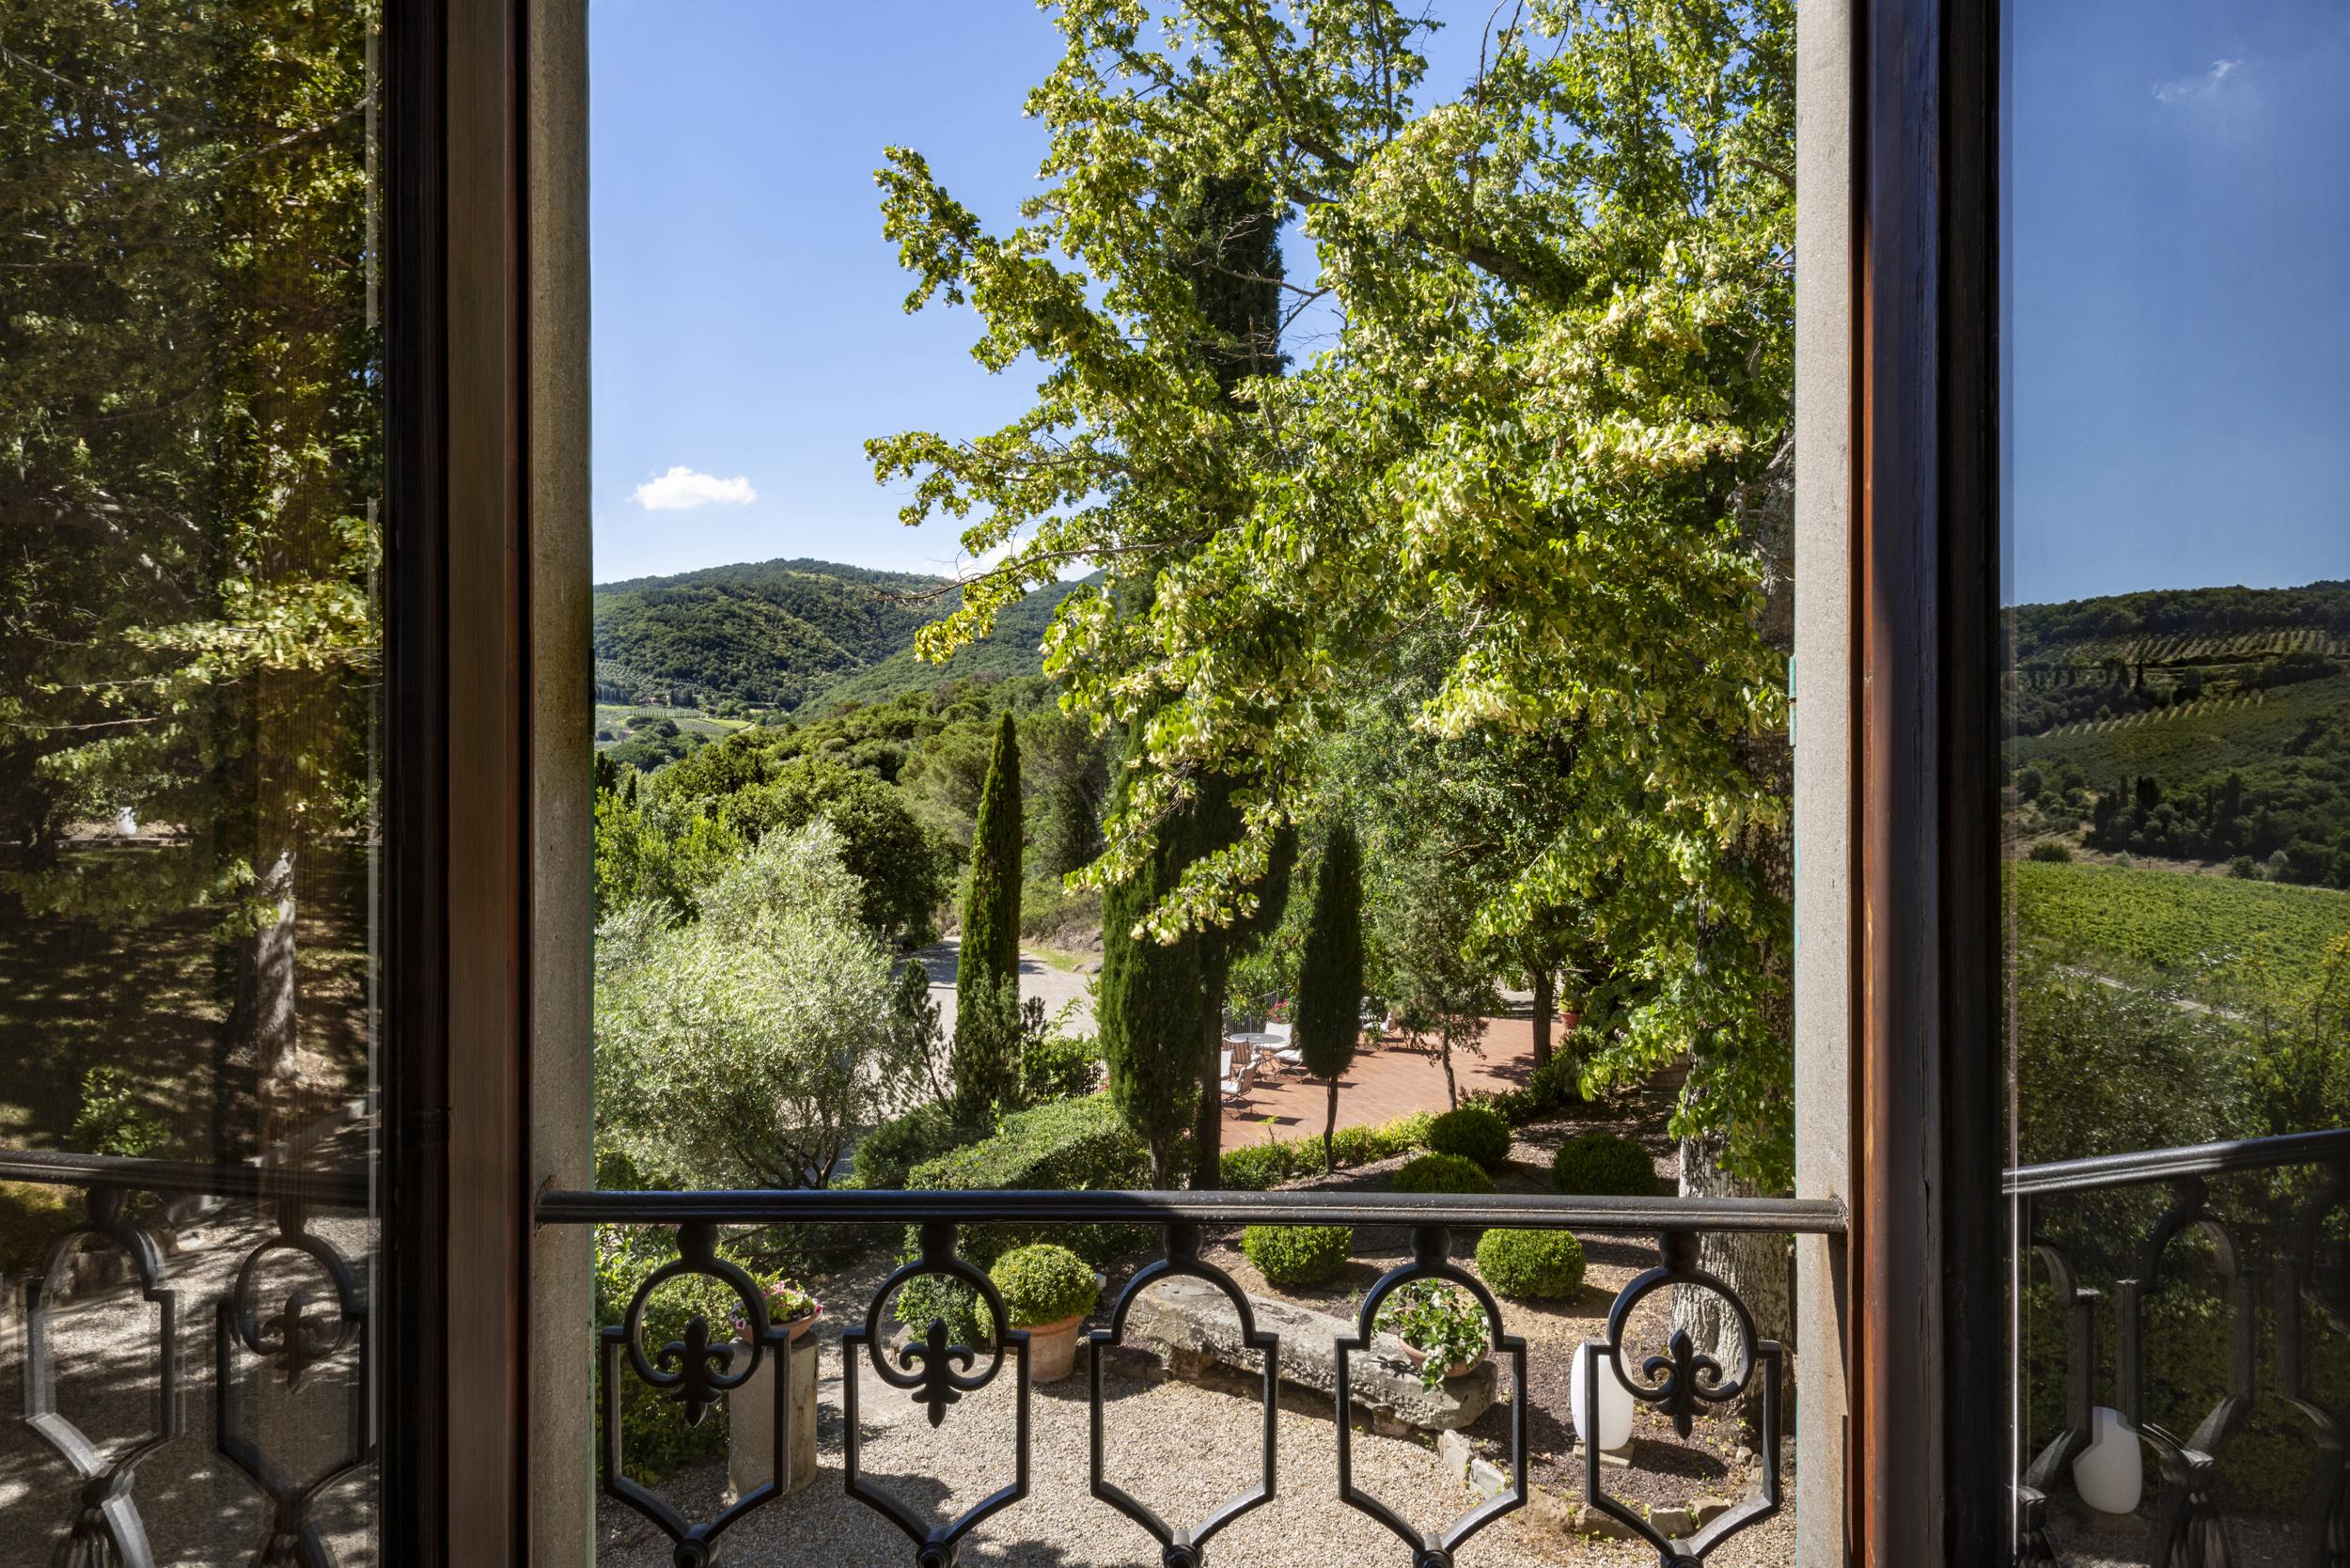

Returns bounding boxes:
[2005,581,2350,887]
[592,557,1086,713]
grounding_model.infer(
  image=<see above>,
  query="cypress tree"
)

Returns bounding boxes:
[953,713,1023,1121]
[1294,821,1365,1172]
[1099,721,1203,1187]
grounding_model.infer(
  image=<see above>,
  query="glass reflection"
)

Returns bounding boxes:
[0,1,383,1562]
[2003,3,2350,1563]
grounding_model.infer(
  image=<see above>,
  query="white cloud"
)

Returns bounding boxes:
[2154,58,2243,106]
[633,465,758,510]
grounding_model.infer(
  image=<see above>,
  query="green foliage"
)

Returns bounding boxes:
[2013,860,2350,1013]
[949,976,1035,1123]
[1550,1135,1657,1198]
[989,1243,1100,1327]
[1424,1105,1512,1168]
[595,824,919,1189]
[955,714,1025,1113]
[2026,840,2073,864]
[592,557,1080,713]
[1019,1027,1104,1107]
[71,1068,168,1158]
[593,1227,780,1483]
[1295,820,1366,1166]
[1475,1229,1587,1301]
[593,788,743,919]
[0,1181,76,1278]
[1241,1223,1354,1287]
[1392,1152,1496,1196]
[852,1102,960,1192]
[870,0,1799,1186]
[715,758,948,944]
[1098,739,1207,1184]
[1376,1281,1491,1389]
[1218,1114,1429,1189]
[894,1095,1151,1344]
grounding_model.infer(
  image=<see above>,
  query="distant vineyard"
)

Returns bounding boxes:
[2013,859,2350,1011]
[2012,671,2348,780]
[2052,626,2344,666]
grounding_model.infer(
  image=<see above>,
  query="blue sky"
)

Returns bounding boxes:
[2005,0,2350,606]
[587,2,1489,586]
[591,4,2348,605]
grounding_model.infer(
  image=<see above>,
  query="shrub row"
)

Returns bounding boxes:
[1216,1112,1434,1191]
[1391,1152,1496,1196]
[1463,1055,1586,1130]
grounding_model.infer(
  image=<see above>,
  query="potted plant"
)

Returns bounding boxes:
[1375,1280,1490,1390]
[731,1278,822,1343]
[989,1243,1101,1382]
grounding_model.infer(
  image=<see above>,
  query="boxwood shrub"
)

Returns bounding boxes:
[1391,1152,1496,1196]
[1550,1133,1657,1197]
[894,1095,1149,1344]
[1474,1228,1586,1299]
[1242,1223,1354,1286]
[1425,1104,1512,1166]
[990,1243,1099,1327]
[851,1100,959,1191]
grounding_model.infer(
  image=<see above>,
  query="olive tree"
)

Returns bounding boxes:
[593,823,917,1190]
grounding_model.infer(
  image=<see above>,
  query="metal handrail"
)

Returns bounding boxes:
[537,1185,1846,1232]
[2002,1125,2350,1198]
[0,1147,369,1208]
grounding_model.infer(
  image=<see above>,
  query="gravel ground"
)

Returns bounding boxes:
[596,1347,1797,1568]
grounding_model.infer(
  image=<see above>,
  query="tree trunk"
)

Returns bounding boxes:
[224,840,301,1155]
[1675,1131,1792,1436]
[1439,1035,1458,1109]
[1531,968,1555,1068]
[1193,988,1224,1188]
[1324,1078,1340,1172]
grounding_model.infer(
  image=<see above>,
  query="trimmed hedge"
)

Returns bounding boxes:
[1392,1152,1496,1196]
[990,1243,1099,1327]
[1242,1223,1354,1286]
[1475,1228,1586,1299]
[1425,1105,1512,1167]
[1217,1115,1431,1190]
[1550,1134,1656,1197]
[895,1095,1149,1344]
[852,1101,959,1191]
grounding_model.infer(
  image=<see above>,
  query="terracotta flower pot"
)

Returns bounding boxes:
[1399,1341,1482,1381]
[782,1309,820,1343]
[1023,1312,1088,1382]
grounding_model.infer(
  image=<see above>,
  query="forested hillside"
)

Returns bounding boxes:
[591,557,1086,713]
[2006,581,2350,886]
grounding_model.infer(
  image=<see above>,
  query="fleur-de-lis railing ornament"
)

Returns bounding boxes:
[2014,1210,2099,1568]
[1335,1226,1528,1568]
[217,1194,373,1568]
[842,1220,1030,1566]
[1088,1222,1278,1567]
[23,1184,181,1568]
[598,1219,788,1567]
[1582,1231,1783,1568]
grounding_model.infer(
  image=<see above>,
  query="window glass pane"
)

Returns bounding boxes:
[2003,3,2350,1560]
[0,3,383,1562]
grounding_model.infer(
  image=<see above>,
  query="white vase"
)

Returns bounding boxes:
[1572,1342,1637,1453]
[2074,1405,2143,1516]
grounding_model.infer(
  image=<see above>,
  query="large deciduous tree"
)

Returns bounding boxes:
[876,0,1796,1351]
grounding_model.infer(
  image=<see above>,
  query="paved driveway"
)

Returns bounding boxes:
[914,937,1096,1036]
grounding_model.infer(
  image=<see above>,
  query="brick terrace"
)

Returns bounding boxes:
[1220,1012,1548,1135]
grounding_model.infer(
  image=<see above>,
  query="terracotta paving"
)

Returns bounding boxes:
[1220,1012,1548,1135]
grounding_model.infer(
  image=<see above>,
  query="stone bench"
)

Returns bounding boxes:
[1120,1276,1496,1434]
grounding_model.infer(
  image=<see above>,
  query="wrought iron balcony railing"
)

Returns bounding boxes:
[536,1186,1843,1568]
[2005,1125,2350,1568]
